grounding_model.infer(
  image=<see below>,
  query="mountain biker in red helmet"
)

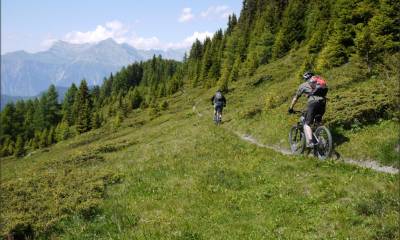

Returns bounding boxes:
[289,71,328,148]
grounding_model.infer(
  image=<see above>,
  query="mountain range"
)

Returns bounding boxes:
[1,38,186,97]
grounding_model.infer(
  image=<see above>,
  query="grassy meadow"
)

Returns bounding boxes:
[1,50,399,239]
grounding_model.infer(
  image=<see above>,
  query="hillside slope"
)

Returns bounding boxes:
[1,50,399,238]
[1,0,399,238]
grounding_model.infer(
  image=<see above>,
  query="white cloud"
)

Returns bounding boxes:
[178,8,194,22]
[183,31,214,44]
[41,38,57,49]
[64,20,128,44]
[200,5,232,19]
[162,31,214,49]
[42,20,213,51]
[128,36,163,50]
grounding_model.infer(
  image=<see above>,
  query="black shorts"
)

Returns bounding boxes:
[214,103,223,113]
[304,100,326,125]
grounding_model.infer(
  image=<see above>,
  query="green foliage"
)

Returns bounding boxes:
[55,121,71,142]
[62,83,78,125]
[1,148,123,237]
[316,34,347,71]
[2,0,399,160]
[0,103,17,140]
[14,135,25,158]
[113,112,123,129]
[272,0,307,59]
[39,129,49,148]
[47,127,55,145]
[130,88,143,109]
[91,112,102,129]
[160,100,169,111]
[1,4,399,238]
[75,80,92,134]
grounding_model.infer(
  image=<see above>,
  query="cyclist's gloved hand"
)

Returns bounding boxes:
[288,108,294,114]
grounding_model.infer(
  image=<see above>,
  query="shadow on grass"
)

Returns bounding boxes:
[330,127,350,159]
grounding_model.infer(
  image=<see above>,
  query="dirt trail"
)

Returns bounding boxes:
[192,105,398,175]
[235,132,399,175]
[237,133,292,155]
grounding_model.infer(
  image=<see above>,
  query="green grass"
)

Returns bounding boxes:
[219,48,399,168]
[1,49,399,239]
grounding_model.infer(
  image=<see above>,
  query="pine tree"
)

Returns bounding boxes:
[33,131,41,149]
[0,137,12,157]
[14,135,25,157]
[7,141,15,156]
[55,121,70,141]
[271,0,307,60]
[133,88,144,109]
[199,37,213,87]
[39,129,48,148]
[62,83,78,125]
[91,112,102,129]
[46,85,61,126]
[34,94,48,130]
[47,127,55,145]
[14,100,26,138]
[0,103,17,140]
[23,99,36,140]
[229,56,241,83]
[75,80,92,134]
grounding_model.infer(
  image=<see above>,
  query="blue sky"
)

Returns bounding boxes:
[2,0,243,53]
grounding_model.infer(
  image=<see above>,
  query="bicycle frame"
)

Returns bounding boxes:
[214,109,222,124]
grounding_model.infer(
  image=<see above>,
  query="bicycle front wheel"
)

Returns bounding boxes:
[314,126,333,159]
[289,125,305,154]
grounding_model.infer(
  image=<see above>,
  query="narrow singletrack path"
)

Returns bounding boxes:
[192,105,399,175]
[235,131,399,175]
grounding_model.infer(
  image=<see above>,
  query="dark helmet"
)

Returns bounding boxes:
[303,71,314,81]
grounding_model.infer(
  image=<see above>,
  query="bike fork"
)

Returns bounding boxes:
[312,133,319,145]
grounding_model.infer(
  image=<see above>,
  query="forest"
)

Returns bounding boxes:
[1,0,399,157]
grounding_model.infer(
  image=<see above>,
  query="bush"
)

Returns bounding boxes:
[160,100,169,110]
[0,150,123,237]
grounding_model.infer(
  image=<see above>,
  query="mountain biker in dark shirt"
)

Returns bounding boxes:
[288,71,327,148]
[211,90,226,120]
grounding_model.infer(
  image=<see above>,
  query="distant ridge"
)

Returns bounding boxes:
[1,38,186,96]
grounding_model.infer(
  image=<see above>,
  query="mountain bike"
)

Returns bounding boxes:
[288,110,333,159]
[214,105,224,125]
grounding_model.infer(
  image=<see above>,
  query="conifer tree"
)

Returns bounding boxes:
[24,99,36,140]
[33,131,41,149]
[14,135,25,157]
[7,141,15,156]
[14,100,26,138]
[39,129,48,148]
[55,121,70,141]
[62,83,78,125]
[46,85,61,126]
[47,127,55,145]
[91,112,102,129]
[131,88,143,109]
[0,137,12,157]
[0,103,17,140]
[75,80,92,134]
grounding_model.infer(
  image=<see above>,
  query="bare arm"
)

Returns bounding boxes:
[289,96,298,110]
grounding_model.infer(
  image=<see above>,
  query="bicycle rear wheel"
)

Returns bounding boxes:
[214,112,221,125]
[289,125,305,154]
[314,126,333,159]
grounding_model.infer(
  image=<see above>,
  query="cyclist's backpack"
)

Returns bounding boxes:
[309,76,328,97]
